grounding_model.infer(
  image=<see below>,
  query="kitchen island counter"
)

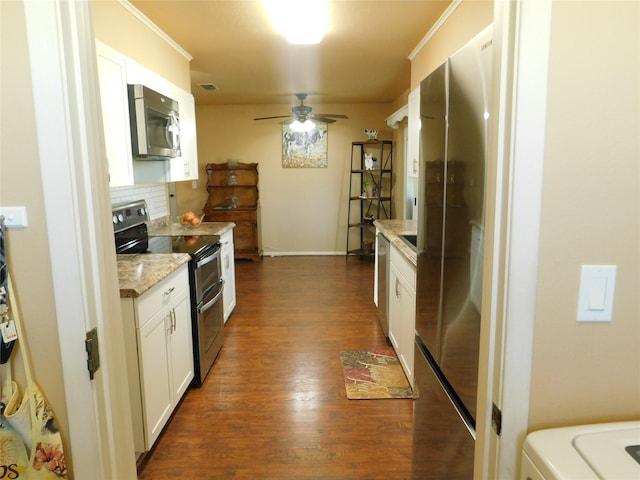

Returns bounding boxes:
[117,253,190,298]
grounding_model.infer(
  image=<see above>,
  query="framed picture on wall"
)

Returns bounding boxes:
[281,122,328,168]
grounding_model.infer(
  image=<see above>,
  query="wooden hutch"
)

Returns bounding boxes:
[203,161,262,260]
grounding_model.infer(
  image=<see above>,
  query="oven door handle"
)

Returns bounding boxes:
[196,249,220,269]
[198,282,224,314]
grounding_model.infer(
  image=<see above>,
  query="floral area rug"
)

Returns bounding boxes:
[340,348,416,400]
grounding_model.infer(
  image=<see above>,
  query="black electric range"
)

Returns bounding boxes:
[146,234,220,257]
[112,200,224,386]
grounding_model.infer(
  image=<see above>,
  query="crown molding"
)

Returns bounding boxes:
[117,0,193,61]
[408,0,463,61]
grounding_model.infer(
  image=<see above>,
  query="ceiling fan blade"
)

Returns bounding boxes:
[254,115,294,121]
[310,115,336,123]
[255,93,348,123]
[314,114,348,119]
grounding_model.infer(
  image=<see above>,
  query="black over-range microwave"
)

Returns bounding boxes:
[128,84,181,160]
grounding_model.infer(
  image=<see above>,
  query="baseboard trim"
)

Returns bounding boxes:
[262,251,345,257]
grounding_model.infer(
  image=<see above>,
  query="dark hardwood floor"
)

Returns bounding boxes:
[137,256,424,479]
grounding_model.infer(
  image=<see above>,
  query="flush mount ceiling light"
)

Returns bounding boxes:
[262,0,329,45]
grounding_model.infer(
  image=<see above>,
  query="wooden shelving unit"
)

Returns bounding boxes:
[346,140,393,257]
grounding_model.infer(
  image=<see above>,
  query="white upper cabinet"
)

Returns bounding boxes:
[125,57,198,183]
[96,41,134,187]
[95,41,198,186]
[407,87,420,178]
[169,89,198,182]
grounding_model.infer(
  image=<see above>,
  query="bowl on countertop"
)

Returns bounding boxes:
[177,214,204,229]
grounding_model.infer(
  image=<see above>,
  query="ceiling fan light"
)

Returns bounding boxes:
[290,119,315,132]
[285,29,324,45]
[262,0,329,45]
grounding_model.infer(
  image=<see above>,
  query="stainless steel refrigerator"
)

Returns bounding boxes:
[412,25,492,478]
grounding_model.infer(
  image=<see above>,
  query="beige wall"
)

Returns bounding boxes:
[0,0,72,468]
[188,104,396,253]
[528,0,640,430]
[411,1,493,89]
[92,0,190,91]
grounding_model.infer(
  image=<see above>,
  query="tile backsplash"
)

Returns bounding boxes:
[110,184,168,220]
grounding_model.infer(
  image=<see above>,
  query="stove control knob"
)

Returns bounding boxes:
[137,207,146,216]
[112,215,118,224]
[118,213,124,223]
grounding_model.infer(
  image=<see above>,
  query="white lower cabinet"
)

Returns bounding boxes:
[121,263,194,452]
[220,229,236,323]
[137,307,173,448]
[167,291,194,400]
[388,244,416,387]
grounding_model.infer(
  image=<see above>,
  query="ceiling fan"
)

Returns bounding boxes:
[254,93,348,127]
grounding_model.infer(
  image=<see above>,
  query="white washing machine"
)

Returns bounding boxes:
[521,421,640,479]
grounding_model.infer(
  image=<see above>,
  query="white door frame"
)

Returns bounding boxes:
[23,1,136,478]
[474,0,552,478]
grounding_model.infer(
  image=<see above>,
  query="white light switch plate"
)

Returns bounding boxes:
[577,265,616,322]
[0,206,28,228]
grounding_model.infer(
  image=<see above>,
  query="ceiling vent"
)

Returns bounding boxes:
[198,83,218,91]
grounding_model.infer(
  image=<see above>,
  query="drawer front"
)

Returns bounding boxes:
[136,264,188,328]
[204,209,257,222]
[390,244,416,291]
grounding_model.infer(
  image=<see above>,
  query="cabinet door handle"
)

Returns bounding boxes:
[164,286,175,296]
[395,278,401,297]
[171,308,177,332]
[166,314,173,334]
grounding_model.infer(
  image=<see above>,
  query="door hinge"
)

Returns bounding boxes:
[85,328,100,380]
[492,402,502,436]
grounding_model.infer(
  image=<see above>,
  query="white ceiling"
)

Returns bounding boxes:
[130,1,451,107]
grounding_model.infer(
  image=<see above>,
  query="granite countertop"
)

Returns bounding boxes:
[374,219,418,267]
[117,253,191,298]
[117,219,234,298]
[147,219,235,237]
